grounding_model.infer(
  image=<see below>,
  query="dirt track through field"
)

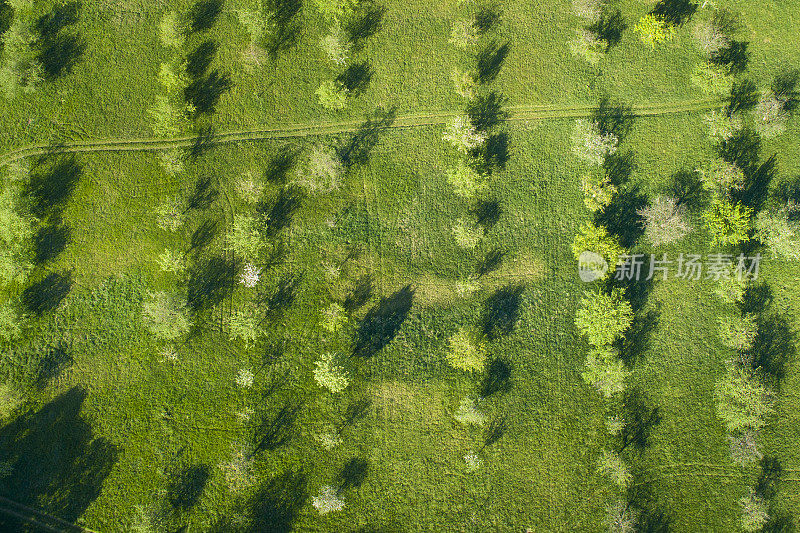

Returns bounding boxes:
[0,97,724,167]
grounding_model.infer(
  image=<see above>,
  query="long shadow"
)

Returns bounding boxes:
[22,271,74,315]
[594,184,648,248]
[619,388,661,454]
[482,416,507,449]
[474,199,502,230]
[670,168,707,211]
[189,126,217,160]
[246,469,308,533]
[740,282,773,315]
[476,40,510,84]
[734,154,777,214]
[726,78,758,115]
[618,308,661,366]
[481,358,512,397]
[476,247,505,278]
[265,147,297,185]
[344,275,373,313]
[470,131,510,175]
[184,70,233,116]
[262,273,303,320]
[337,457,369,492]
[338,108,396,168]
[593,97,635,141]
[186,40,218,79]
[34,222,71,265]
[749,314,795,386]
[466,91,508,133]
[590,8,626,49]
[603,151,636,187]
[353,285,414,358]
[475,4,501,33]
[266,0,303,56]
[650,0,697,26]
[626,476,673,533]
[187,175,219,212]
[167,464,211,511]
[253,400,303,453]
[261,186,304,237]
[27,156,82,217]
[772,69,799,112]
[712,41,749,75]
[345,1,385,51]
[341,397,372,429]
[190,219,220,253]
[718,127,761,172]
[756,456,783,499]
[481,284,524,340]
[0,387,118,529]
[34,2,85,80]
[32,340,73,388]
[187,255,238,312]
[188,0,223,33]
[337,62,373,96]
[0,2,11,41]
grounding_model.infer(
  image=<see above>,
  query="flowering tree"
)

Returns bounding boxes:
[571,119,618,166]
[316,80,348,111]
[443,116,487,153]
[755,206,800,260]
[312,485,345,514]
[637,195,692,246]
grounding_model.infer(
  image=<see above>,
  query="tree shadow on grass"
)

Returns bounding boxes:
[167,464,211,511]
[476,247,505,278]
[266,0,303,57]
[188,126,217,160]
[262,273,303,320]
[184,70,233,116]
[481,284,524,340]
[470,132,510,175]
[718,127,761,172]
[619,388,661,454]
[253,400,303,453]
[482,416,507,449]
[466,91,508,133]
[34,222,70,265]
[476,40,510,84]
[265,147,297,185]
[474,199,501,230]
[35,2,85,80]
[187,255,237,312]
[618,308,661,366]
[650,0,697,26]
[773,69,800,112]
[261,186,304,237]
[594,184,648,248]
[756,456,783,499]
[734,154,777,214]
[0,387,118,529]
[345,1,385,51]
[740,282,773,315]
[353,285,414,358]
[341,397,372,429]
[337,457,369,492]
[670,168,707,211]
[187,175,219,212]
[22,271,73,315]
[749,314,795,387]
[481,358,511,397]
[32,341,73,389]
[337,61,373,96]
[726,78,758,115]
[603,151,636,187]
[190,219,219,253]
[593,97,635,141]
[475,3,501,33]
[186,40,218,79]
[338,108,396,168]
[246,469,308,533]
[712,41,750,76]
[27,155,82,218]
[590,8,626,49]
[344,275,373,313]
[188,0,223,33]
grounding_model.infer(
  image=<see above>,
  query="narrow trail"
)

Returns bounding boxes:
[0,97,723,167]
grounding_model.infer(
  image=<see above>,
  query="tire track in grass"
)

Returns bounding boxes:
[0,98,725,167]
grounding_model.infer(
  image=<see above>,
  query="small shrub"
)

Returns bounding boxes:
[157,248,185,274]
[316,79,348,110]
[571,119,617,166]
[634,14,675,48]
[445,328,486,372]
[575,288,634,347]
[581,171,617,211]
[239,263,261,288]
[452,217,483,249]
[637,195,692,246]
[702,197,752,247]
[449,18,478,50]
[142,291,190,341]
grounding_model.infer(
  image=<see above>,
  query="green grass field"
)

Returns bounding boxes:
[0,0,799,531]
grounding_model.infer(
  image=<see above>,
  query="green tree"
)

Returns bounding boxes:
[582,345,630,397]
[452,218,483,249]
[316,79,348,110]
[575,288,634,347]
[445,328,486,372]
[755,207,800,260]
[715,366,774,433]
[142,291,190,341]
[597,449,631,489]
[225,214,265,260]
[703,197,752,247]
[571,222,624,279]
[581,171,617,211]
[717,314,757,351]
[569,29,607,65]
[691,61,734,96]
[634,14,676,48]
[447,159,487,199]
[313,352,350,393]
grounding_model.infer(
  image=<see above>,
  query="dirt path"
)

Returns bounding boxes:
[0,97,723,167]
